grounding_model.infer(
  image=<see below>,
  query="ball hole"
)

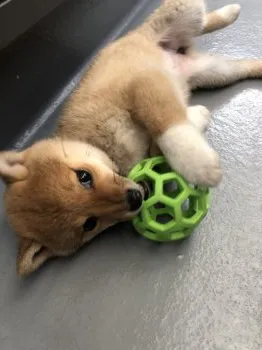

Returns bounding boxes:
[155,202,166,209]
[163,180,181,198]
[156,213,173,224]
[152,162,171,174]
[181,199,190,211]
[181,196,198,218]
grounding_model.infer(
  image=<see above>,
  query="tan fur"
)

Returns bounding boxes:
[1,1,262,275]
[129,69,187,136]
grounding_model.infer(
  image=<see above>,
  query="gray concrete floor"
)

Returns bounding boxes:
[0,0,262,349]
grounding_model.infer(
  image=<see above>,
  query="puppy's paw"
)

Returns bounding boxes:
[187,105,211,132]
[218,4,241,24]
[157,124,222,187]
[187,147,222,187]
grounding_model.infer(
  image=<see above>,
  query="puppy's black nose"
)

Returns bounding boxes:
[126,189,143,212]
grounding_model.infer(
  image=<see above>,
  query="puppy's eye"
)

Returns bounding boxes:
[76,170,93,188]
[83,217,97,232]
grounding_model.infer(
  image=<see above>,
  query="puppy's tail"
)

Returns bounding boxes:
[137,0,206,46]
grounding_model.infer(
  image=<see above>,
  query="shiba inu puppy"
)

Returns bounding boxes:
[1,1,262,275]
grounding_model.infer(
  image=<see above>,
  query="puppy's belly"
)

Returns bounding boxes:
[163,50,196,81]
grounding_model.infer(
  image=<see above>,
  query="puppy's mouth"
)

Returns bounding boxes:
[138,181,151,201]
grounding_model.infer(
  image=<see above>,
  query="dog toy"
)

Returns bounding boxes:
[128,156,210,241]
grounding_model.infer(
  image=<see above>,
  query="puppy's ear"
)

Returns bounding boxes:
[17,237,53,276]
[0,151,28,184]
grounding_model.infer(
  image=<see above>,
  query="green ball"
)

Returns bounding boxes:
[128,156,210,242]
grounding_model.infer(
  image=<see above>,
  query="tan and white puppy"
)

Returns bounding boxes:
[1,0,261,275]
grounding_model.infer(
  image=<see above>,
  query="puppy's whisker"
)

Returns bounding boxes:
[86,145,91,157]
[61,138,68,158]
[112,167,119,185]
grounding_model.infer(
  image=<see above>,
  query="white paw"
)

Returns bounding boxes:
[186,146,222,187]
[157,124,222,187]
[218,4,241,24]
[187,105,211,132]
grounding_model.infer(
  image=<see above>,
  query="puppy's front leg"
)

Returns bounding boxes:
[130,70,222,186]
[149,105,211,156]
[149,105,211,157]
[187,105,211,133]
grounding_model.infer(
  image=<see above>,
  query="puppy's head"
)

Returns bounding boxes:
[0,139,143,276]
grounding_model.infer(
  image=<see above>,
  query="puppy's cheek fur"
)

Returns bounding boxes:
[157,123,222,187]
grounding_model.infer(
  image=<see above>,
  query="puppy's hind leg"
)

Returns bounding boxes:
[202,4,241,35]
[138,1,241,46]
[137,0,206,46]
[190,54,262,90]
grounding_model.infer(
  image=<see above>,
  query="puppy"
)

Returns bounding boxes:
[1,0,262,276]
